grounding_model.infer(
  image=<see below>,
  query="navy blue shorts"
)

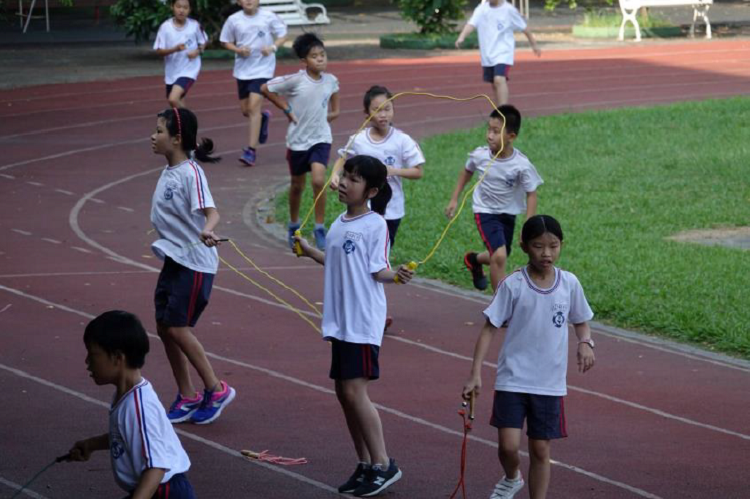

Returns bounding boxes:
[155,257,214,328]
[490,390,568,440]
[386,218,401,248]
[237,78,269,99]
[286,143,331,176]
[475,212,516,256]
[482,64,512,83]
[165,77,195,98]
[125,473,195,499]
[329,339,380,380]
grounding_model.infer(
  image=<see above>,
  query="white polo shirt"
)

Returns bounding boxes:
[219,9,287,80]
[266,70,339,151]
[153,18,207,84]
[338,127,425,220]
[109,379,191,492]
[321,211,390,346]
[150,160,218,274]
[466,147,542,215]
[468,0,527,67]
[484,267,594,396]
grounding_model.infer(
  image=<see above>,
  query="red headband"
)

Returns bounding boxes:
[172,107,182,140]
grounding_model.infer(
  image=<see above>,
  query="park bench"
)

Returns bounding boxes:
[618,0,713,41]
[260,0,330,26]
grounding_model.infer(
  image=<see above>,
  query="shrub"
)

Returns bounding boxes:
[395,0,468,35]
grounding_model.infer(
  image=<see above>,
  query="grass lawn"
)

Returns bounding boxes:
[275,97,750,359]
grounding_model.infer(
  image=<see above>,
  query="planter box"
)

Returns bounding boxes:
[380,32,478,50]
[572,24,682,38]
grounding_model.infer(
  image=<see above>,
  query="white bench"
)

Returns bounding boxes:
[618,0,712,41]
[260,0,330,26]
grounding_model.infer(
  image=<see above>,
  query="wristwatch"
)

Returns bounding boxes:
[578,339,595,349]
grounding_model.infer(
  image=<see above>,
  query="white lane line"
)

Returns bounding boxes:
[0,362,338,495]
[0,173,15,179]
[0,265,321,279]
[41,238,62,244]
[70,246,92,254]
[54,188,74,195]
[11,229,32,236]
[88,198,105,204]
[117,206,135,213]
[0,285,663,499]
[0,304,10,314]
[25,181,43,186]
[0,476,50,499]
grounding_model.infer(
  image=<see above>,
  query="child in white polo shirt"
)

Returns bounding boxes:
[68,311,195,499]
[455,0,541,105]
[462,215,596,499]
[220,0,287,166]
[262,33,340,250]
[153,0,207,109]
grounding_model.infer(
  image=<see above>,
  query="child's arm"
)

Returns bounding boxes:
[462,319,498,400]
[444,169,474,218]
[388,164,423,180]
[130,468,166,499]
[200,207,221,247]
[455,23,476,49]
[260,84,298,124]
[155,44,186,57]
[222,41,250,58]
[68,433,109,461]
[294,234,325,265]
[523,29,542,57]
[261,35,288,56]
[329,155,346,191]
[374,264,414,284]
[327,92,340,123]
[525,190,538,221]
[574,322,595,373]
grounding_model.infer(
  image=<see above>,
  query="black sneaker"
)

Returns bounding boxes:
[338,463,368,493]
[352,458,402,497]
[464,252,488,290]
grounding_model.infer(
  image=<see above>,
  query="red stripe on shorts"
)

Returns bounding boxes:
[559,397,568,437]
[187,272,203,324]
[474,213,493,253]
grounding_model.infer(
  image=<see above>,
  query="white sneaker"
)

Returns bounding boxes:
[490,475,524,499]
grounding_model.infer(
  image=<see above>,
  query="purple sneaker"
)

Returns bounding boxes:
[166,392,202,424]
[240,147,256,167]
[191,381,236,425]
[259,110,271,144]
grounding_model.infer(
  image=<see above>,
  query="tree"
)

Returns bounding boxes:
[394,0,468,35]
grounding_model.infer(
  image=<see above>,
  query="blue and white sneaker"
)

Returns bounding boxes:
[166,392,202,424]
[288,222,301,250]
[313,226,327,250]
[239,147,256,167]
[352,458,402,497]
[259,110,271,144]
[191,381,236,425]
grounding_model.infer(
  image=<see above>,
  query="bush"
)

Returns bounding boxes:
[395,0,468,35]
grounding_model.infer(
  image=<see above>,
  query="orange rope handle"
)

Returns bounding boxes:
[241,449,308,466]
[449,406,473,499]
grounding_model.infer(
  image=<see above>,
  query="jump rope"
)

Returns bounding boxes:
[13,98,506,497]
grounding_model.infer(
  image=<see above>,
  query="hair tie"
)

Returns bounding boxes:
[172,107,182,140]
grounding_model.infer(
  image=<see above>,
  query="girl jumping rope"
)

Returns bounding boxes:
[461,215,595,499]
[295,155,414,497]
[150,108,236,425]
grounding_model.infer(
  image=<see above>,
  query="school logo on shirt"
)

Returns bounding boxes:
[504,175,516,188]
[258,30,266,38]
[110,439,125,460]
[497,21,505,31]
[552,311,565,328]
[343,239,356,254]
[384,155,396,166]
[164,180,179,200]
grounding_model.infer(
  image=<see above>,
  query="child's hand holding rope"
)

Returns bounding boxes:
[200,230,222,247]
[462,374,482,402]
[394,263,415,284]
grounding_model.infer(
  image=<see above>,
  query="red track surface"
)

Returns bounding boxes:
[1,40,750,499]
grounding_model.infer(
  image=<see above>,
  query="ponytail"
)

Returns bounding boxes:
[158,108,221,164]
[370,181,392,216]
[343,155,391,215]
[194,138,220,163]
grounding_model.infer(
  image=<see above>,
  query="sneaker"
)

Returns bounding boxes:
[464,252,488,291]
[338,463,369,494]
[239,147,256,167]
[313,226,327,250]
[383,317,393,334]
[259,110,271,144]
[490,475,524,499]
[288,222,301,250]
[191,381,236,425]
[166,392,202,424]
[352,458,402,497]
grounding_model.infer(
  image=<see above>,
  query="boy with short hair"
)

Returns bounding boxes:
[220,0,287,166]
[261,33,340,250]
[455,0,541,105]
[68,311,195,499]
[445,105,542,291]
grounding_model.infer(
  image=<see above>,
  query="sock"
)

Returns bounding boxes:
[247,146,256,152]
[506,473,522,482]
[315,223,325,231]
[289,221,300,229]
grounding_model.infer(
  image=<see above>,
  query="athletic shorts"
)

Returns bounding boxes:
[286,143,331,176]
[125,473,195,499]
[237,78,270,99]
[386,218,401,248]
[490,390,568,440]
[474,212,516,256]
[165,77,195,98]
[482,64,512,83]
[329,338,380,380]
[155,257,214,328]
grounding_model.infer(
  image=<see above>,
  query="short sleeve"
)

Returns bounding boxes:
[270,13,288,38]
[519,161,543,192]
[153,23,168,50]
[219,18,235,44]
[402,136,425,168]
[330,75,340,94]
[266,73,299,96]
[186,163,216,214]
[338,133,359,158]
[568,275,594,324]
[367,218,390,274]
[510,7,527,31]
[195,23,207,45]
[467,5,482,27]
[136,399,177,471]
[483,279,514,328]
[465,149,479,173]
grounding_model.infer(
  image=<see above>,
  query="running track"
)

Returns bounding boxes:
[1,40,750,499]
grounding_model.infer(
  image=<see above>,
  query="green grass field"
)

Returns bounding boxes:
[276,97,750,359]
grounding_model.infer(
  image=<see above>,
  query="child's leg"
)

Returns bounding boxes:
[335,380,371,464]
[527,438,551,499]
[310,162,327,224]
[488,245,508,290]
[498,428,523,479]
[289,174,306,224]
[157,322,196,397]
[167,85,186,109]
[246,92,264,149]
[337,377,389,466]
[159,325,221,393]
[493,75,509,106]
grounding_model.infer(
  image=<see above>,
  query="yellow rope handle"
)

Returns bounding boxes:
[227,240,321,317]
